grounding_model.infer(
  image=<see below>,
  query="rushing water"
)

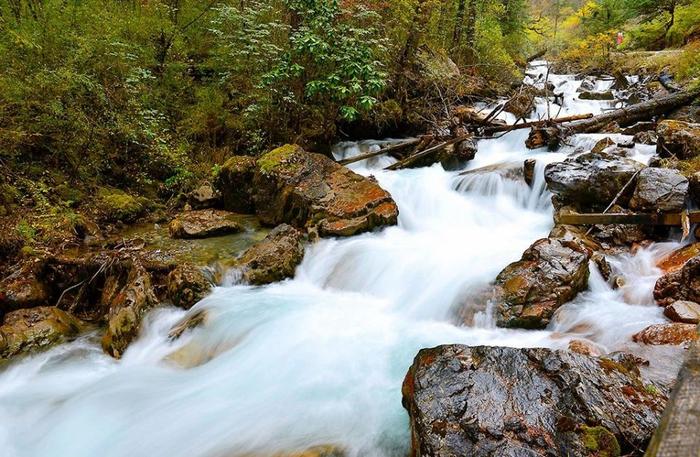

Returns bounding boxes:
[0,63,683,457]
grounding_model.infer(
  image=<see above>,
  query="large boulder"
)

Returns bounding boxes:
[629,167,688,212]
[402,345,667,457]
[488,237,590,329]
[657,120,700,160]
[168,209,243,239]
[0,307,84,359]
[167,264,212,309]
[101,263,159,358]
[0,262,49,316]
[544,152,646,211]
[215,156,257,213]
[654,255,700,306]
[218,145,399,237]
[235,224,305,285]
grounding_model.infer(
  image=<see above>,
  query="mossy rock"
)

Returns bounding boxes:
[96,188,149,223]
[580,425,621,457]
[257,144,305,175]
[55,184,85,206]
[0,307,86,360]
[0,183,20,205]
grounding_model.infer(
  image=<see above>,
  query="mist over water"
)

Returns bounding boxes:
[0,65,680,457]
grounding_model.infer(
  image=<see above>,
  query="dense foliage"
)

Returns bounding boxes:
[0,0,532,194]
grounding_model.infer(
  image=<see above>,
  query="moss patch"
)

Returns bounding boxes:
[580,425,621,457]
[257,144,304,174]
[97,188,149,223]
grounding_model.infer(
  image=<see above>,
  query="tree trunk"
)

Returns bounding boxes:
[464,0,477,65]
[452,0,466,52]
[563,87,700,134]
[400,0,431,67]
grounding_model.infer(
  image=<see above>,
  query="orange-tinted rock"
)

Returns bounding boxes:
[657,243,700,274]
[252,145,398,237]
[633,323,698,346]
[0,262,49,315]
[568,339,604,357]
[654,254,700,306]
[0,306,85,359]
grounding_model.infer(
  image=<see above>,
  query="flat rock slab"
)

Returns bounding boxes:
[169,209,243,239]
[630,167,688,212]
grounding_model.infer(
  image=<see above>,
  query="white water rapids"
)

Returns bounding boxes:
[0,63,684,457]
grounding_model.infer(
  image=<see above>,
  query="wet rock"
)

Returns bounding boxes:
[215,155,257,213]
[656,243,700,274]
[633,323,698,346]
[579,90,615,101]
[633,130,658,145]
[167,264,212,309]
[0,307,84,359]
[440,138,477,171]
[526,126,561,150]
[252,145,398,237]
[617,139,635,149]
[654,255,700,306]
[402,345,666,457]
[591,137,615,153]
[235,224,305,285]
[168,309,208,340]
[168,209,243,239]
[578,76,597,92]
[491,237,590,329]
[101,263,159,358]
[657,120,700,160]
[629,168,688,212]
[568,339,604,357]
[0,262,49,316]
[280,445,345,457]
[523,158,536,186]
[544,152,645,211]
[663,301,700,324]
[187,183,220,210]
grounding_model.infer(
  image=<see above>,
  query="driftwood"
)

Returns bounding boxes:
[338,139,420,166]
[558,211,700,226]
[384,136,469,171]
[563,87,700,134]
[483,113,593,135]
[659,73,681,93]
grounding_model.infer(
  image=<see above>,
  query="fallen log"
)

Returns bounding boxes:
[483,113,593,135]
[338,139,420,166]
[558,211,700,226]
[526,49,547,63]
[384,136,469,171]
[563,87,700,134]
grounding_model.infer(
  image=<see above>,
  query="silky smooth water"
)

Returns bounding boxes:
[0,65,680,457]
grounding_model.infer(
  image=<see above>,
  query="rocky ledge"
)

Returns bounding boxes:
[215,144,399,237]
[402,345,668,457]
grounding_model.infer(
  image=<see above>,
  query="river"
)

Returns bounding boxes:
[0,62,682,457]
